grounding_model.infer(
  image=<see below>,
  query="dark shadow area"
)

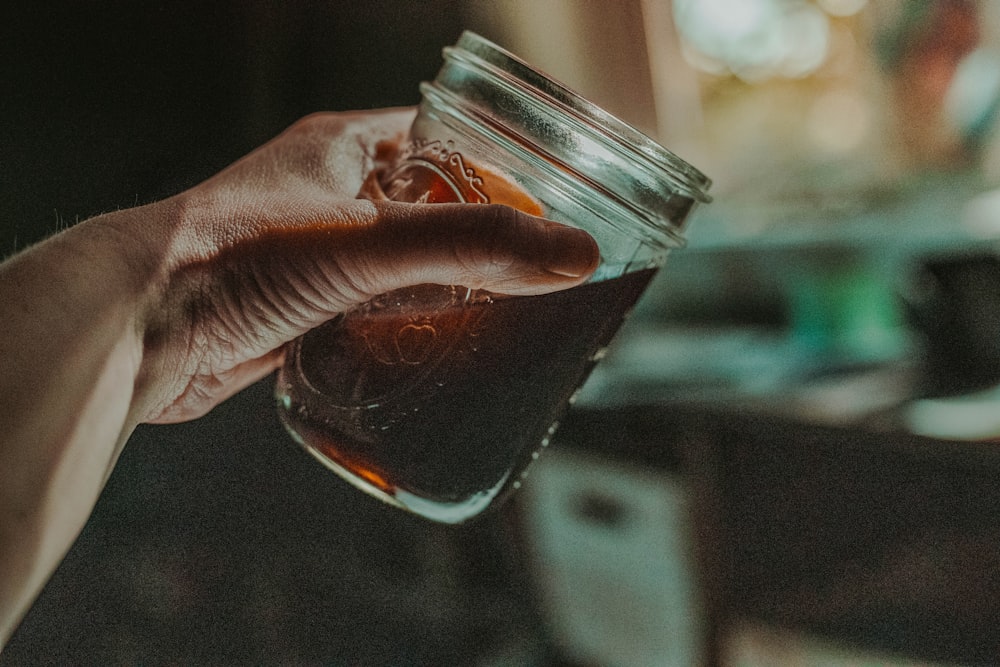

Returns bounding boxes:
[0,1,464,250]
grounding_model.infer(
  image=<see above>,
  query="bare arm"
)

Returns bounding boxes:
[0,108,598,644]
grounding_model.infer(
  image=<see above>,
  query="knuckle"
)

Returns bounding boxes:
[287,111,342,135]
[482,203,524,233]
[459,204,525,280]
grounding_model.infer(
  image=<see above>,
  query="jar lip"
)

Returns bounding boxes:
[449,31,712,203]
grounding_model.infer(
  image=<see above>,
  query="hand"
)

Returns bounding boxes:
[0,107,598,643]
[128,108,599,423]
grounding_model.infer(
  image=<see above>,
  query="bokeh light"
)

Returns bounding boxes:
[673,0,868,82]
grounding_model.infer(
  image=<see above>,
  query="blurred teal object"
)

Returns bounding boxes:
[786,247,907,363]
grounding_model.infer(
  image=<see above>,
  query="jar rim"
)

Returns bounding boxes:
[448,31,712,203]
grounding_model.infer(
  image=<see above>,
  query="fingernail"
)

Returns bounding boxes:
[543,226,600,278]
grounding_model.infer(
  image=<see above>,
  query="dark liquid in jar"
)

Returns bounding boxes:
[276,268,655,523]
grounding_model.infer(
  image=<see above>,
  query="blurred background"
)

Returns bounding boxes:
[5,0,1000,664]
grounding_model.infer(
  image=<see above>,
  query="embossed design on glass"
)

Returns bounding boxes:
[382,139,491,204]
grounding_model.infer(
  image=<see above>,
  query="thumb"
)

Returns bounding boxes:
[334,200,601,300]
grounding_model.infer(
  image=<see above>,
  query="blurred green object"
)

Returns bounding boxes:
[785,247,907,364]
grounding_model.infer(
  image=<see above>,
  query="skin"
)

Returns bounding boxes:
[0,107,599,645]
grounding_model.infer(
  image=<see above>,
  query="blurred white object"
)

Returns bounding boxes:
[725,621,958,667]
[905,384,1000,441]
[962,187,1000,239]
[520,447,704,667]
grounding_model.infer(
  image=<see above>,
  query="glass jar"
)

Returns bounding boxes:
[275,31,711,523]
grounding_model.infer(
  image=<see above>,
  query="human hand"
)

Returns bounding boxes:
[0,107,599,643]
[125,108,599,424]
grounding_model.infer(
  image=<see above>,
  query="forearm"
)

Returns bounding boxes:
[0,211,154,643]
[0,108,601,647]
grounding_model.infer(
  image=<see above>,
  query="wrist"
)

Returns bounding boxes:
[91,202,196,421]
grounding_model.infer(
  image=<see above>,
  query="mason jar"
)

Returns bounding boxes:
[275,31,711,523]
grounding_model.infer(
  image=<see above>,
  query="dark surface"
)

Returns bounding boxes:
[680,406,1000,665]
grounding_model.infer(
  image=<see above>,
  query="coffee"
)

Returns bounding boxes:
[277,269,654,522]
